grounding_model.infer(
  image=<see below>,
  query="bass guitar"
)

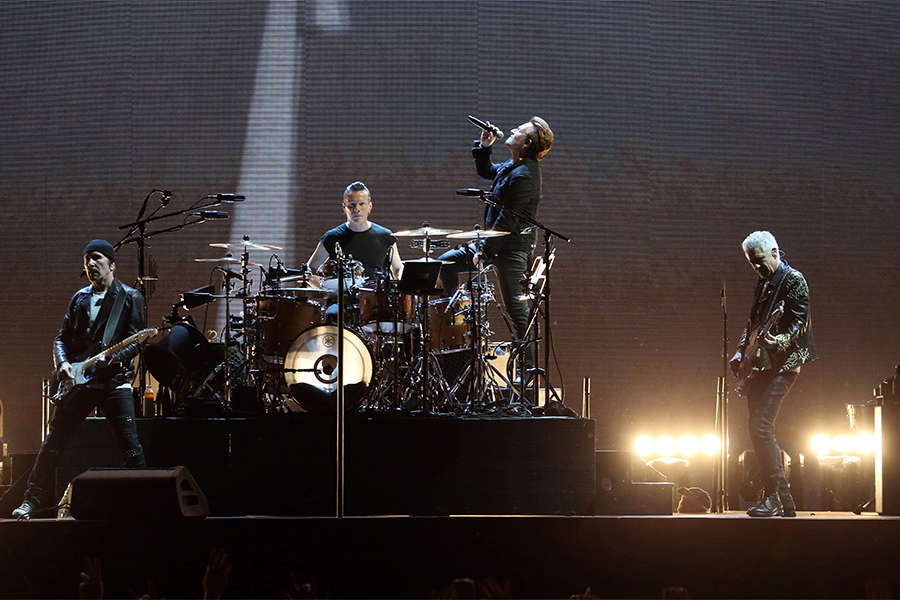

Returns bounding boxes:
[51,327,159,405]
[734,301,784,398]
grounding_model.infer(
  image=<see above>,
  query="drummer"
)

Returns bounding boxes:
[307,182,403,323]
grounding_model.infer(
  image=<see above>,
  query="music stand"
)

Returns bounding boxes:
[397,258,443,294]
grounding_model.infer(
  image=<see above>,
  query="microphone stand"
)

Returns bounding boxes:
[460,190,570,410]
[714,277,730,513]
[115,192,233,414]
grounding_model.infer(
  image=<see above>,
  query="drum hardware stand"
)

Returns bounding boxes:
[390,230,460,413]
[405,288,457,413]
[515,248,556,407]
[449,245,509,412]
[218,265,249,409]
[116,190,236,413]
[364,276,414,411]
[454,191,570,411]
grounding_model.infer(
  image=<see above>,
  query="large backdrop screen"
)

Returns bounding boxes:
[2,1,899,460]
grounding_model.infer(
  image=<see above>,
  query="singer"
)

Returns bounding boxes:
[439,116,554,376]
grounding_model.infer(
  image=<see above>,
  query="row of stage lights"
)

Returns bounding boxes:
[633,435,721,458]
[633,432,876,459]
[810,432,875,456]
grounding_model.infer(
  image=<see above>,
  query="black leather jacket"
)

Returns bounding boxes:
[54,278,146,388]
[739,260,817,372]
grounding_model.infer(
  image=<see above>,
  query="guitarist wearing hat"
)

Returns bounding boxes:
[729,230,816,518]
[13,239,153,519]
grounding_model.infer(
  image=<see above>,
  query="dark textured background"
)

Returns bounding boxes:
[1,1,899,462]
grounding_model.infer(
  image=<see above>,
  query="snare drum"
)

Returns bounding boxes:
[318,259,366,291]
[427,296,471,353]
[256,290,326,357]
[358,284,415,334]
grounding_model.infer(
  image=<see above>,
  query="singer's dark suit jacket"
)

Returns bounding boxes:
[472,142,542,260]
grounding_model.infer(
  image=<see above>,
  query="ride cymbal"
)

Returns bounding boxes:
[393,226,462,237]
[446,229,510,240]
[195,256,263,267]
[210,239,282,251]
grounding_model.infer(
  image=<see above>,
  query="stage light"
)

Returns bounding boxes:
[833,434,853,454]
[656,436,677,457]
[700,434,720,456]
[634,435,655,457]
[855,432,875,455]
[677,435,699,457]
[811,434,832,455]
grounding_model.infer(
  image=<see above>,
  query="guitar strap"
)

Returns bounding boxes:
[102,284,127,349]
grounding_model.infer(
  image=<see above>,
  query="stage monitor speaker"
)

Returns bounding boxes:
[69,466,210,520]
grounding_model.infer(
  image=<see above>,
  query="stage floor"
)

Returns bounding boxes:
[1,512,898,599]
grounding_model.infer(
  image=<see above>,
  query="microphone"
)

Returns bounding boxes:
[334,242,344,259]
[192,210,230,220]
[216,266,244,281]
[456,188,492,197]
[159,190,173,207]
[204,194,246,202]
[467,115,504,138]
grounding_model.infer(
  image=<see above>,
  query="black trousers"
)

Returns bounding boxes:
[745,370,799,494]
[24,386,146,507]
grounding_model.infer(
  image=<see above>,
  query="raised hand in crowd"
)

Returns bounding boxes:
[202,548,233,600]
[284,573,317,599]
[78,557,104,600]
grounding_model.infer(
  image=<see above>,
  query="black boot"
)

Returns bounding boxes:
[779,487,797,517]
[747,491,783,517]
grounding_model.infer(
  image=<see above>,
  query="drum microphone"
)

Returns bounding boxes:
[456,188,494,197]
[192,210,230,220]
[216,266,244,281]
[204,193,246,202]
[467,115,504,138]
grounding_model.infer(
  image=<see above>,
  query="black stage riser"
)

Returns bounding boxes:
[55,416,596,517]
[2,515,899,599]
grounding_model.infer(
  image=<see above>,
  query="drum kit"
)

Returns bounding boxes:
[144,227,532,415]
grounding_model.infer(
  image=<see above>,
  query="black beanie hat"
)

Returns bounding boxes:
[84,239,116,263]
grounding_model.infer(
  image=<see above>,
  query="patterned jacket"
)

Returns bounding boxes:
[739,260,817,373]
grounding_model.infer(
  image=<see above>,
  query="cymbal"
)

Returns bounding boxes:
[210,239,282,251]
[447,229,510,240]
[195,257,263,267]
[279,287,335,294]
[279,273,314,282]
[404,257,451,265]
[394,226,462,237]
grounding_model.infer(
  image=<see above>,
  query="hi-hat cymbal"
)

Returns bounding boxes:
[210,239,282,251]
[195,256,263,267]
[394,226,462,237]
[279,273,312,282]
[447,229,510,240]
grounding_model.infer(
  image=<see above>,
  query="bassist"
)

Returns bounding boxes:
[13,240,147,519]
[729,230,816,518]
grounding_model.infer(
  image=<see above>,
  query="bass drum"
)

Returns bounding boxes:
[144,322,215,386]
[283,325,374,411]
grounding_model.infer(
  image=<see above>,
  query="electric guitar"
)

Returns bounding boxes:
[51,327,159,405]
[734,301,784,398]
